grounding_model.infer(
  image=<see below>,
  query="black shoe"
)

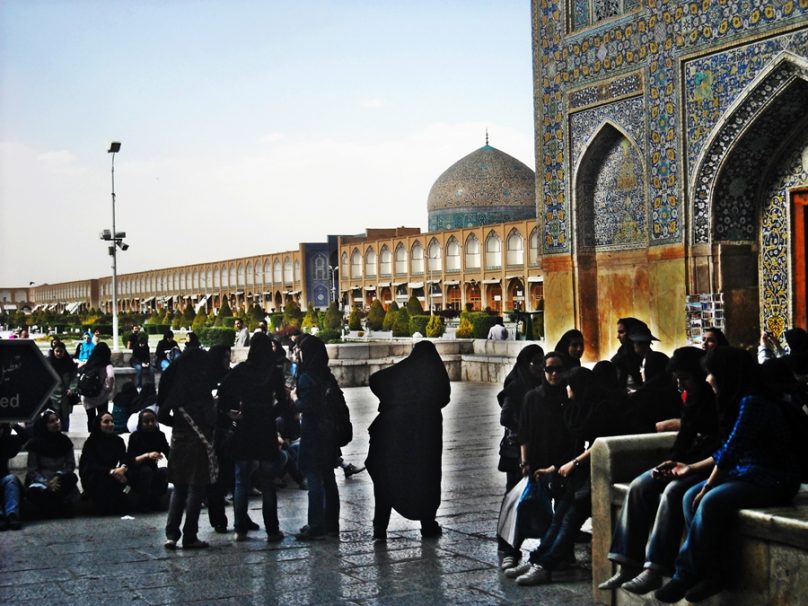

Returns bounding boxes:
[343,463,365,478]
[295,526,325,541]
[420,522,442,538]
[655,579,691,603]
[213,525,228,534]
[685,578,724,603]
[8,514,21,531]
[0,516,8,531]
[247,519,259,531]
[372,530,387,543]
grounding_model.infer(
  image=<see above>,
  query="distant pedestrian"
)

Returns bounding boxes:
[76,331,95,365]
[125,324,142,351]
[488,317,508,340]
[366,340,451,542]
[234,318,251,348]
[131,332,155,389]
[79,342,115,432]
[155,330,179,371]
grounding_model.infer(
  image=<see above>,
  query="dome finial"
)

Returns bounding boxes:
[485,128,489,146]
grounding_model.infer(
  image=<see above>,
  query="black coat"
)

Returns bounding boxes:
[365,341,450,520]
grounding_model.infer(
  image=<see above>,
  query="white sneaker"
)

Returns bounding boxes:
[500,555,520,570]
[516,564,552,586]
[504,562,532,579]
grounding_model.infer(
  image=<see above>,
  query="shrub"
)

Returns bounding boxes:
[392,308,410,337]
[382,301,399,331]
[215,301,232,326]
[366,299,385,330]
[456,317,474,338]
[268,313,284,332]
[301,306,320,333]
[318,329,342,343]
[283,300,303,329]
[182,304,196,325]
[192,309,207,332]
[323,302,342,331]
[160,310,172,325]
[426,315,446,338]
[171,313,183,330]
[348,305,362,330]
[406,295,423,316]
[197,326,235,348]
[409,314,430,336]
[469,312,500,339]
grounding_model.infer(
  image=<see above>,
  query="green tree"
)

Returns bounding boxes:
[392,308,410,337]
[348,305,362,331]
[182,304,196,325]
[456,316,474,338]
[406,295,423,316]
[192,308,208,332]
[366,299,386,330]
[426,314,446,338]
[301,305,320,333]
[283,300,303,329]
[382,301,399,331]
[323,302,342,331]
[214,300,232,326]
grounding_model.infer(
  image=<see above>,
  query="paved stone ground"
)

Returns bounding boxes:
[1,382,595,605]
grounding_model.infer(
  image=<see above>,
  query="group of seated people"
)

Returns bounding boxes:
[496,320,807,604]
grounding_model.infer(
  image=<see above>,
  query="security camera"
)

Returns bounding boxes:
[120,243,130,251]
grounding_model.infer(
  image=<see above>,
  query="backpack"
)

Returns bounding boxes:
[320,379,353,447]
[77,365,104,398]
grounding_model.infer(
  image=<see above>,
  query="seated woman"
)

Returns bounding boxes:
[0,422,28,530]
[127,409,170,512]
[25,410,79,517]
[506,365,612,586]
[599,347,720,594]
[112,381,139,434]
[654,347,801,603]
[79,411,131,515]
[625,351,681,434]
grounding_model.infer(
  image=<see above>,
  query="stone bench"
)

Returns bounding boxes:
[591,433,808,605]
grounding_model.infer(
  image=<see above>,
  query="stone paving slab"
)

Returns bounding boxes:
[1,382,593,605]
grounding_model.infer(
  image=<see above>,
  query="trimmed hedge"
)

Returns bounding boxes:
[426,315,446,338]
[467,312,500,339]
[366,300,385,330]
[317,329,342,343]
[408,315,430,336]
[197,326,235,347]
[392,309,410,337]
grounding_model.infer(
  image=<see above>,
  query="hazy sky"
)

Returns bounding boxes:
[0,0,535,287]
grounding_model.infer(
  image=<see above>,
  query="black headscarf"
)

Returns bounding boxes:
[612,318,646,388]
[207,345,232,385]
[298,335,330,382]
[499,344,544,407]
[369,340,451,413]
[785,328,808,355]
[28,409,73,458]
[84,342,112,370]
[553,329,584,369]
[702,346,759,427]
[48,343,76,377]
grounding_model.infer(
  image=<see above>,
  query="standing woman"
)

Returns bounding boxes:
[498,344,545,491]
[25,410,79,517]
[158,348,216,550]
[80,342,115,432]
[79,411,130,514]
[553,329,585,369]
[611,318,645,390]
[290,335,341,540]
[48,341,78,431]
[655,347,800,603]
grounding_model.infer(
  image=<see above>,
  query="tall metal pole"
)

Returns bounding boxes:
[110,148,119,352]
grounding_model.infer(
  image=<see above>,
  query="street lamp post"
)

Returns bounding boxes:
[328,265,337,304]
[102,141,128,353]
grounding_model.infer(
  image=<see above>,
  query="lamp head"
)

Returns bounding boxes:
[108,141,121,153]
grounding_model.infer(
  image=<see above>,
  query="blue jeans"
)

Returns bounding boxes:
[234,454,287,534]
[608,468,707,574]
[131,361,155,389]
[305,466,339,534]
[528,489,588,571]
[1,474,21,517]
[674,478,797,585]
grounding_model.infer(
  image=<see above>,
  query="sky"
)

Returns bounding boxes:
[0,0,536,287]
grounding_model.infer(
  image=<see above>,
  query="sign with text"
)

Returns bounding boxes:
[0,340,60,423]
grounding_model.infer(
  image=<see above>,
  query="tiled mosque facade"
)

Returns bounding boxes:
[532,0,808,356]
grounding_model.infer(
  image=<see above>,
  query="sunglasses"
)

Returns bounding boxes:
[544,366,563,374]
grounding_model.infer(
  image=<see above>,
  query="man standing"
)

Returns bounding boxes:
[234,319,251,348]
[487,317,509,340]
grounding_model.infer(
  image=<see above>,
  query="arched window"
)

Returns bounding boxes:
[411,241,424,274]
[379,246,392,275]
[273,260,282,283]
[206,269,214,290]
[229,264,237,287]
[529,227,539,266]
[506,229,524,266]
[262,260,271,286]
[465,234,480,269]
[220,267,227,289]
[341,252,349,278]
[486,232,502,269]
[245,262,252,287]
[427,239,442,272]
[294,260,300,281]
[351,249,362,278]
[313,254,327,280]
[446,237,460,272]
[283,257,292,283]
[394,243,407,274]
[365,248,377,278]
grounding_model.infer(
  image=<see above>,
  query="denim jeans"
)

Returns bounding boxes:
[1,474,21,517]
[131,361,155,389]
[608,468,708,574]
[234,454,287,534]
[305,466,339,534]
[165,483,205,543]
[528,490,588,571]
[673,478,797,585]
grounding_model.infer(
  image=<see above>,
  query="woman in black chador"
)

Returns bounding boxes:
[365,340,451,542]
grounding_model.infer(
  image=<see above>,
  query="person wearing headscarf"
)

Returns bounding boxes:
[218,333,290,542]
[600,347,720,594]
[0,422,29,530]
[498,344,545,491]
[625,351,680,434]
[80,342,115,432]
[79,411,131,515]
[25,409,79,516]
[655,348,800,603]
[365,340,451,542]
[126,383,159,433]
[205,344,235,533]
[290,335,344,540]
[553,329,585,370]
[184,331,201,351]
[112,381,139,433]
[611,318,645,389]
[76,330,96,365]
[48,341,78,431]
[127,408,170,512]
[158,348,216,549]
[131,332,155,389]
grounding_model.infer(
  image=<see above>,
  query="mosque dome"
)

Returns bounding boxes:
[427,141,536,232]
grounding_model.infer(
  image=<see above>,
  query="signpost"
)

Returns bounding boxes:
[0,340,60,423]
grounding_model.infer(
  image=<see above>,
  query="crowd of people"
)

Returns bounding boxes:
[2,318,806,605]
[495,319,807,603]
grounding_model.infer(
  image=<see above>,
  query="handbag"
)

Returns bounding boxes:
[178,406,219,484]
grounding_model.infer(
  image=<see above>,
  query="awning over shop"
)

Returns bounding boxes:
[408,282,424,289]
[444,280,460,286]
[483,279,501,284]
[377,282,391,287]
[364,286,376,291]
[195,296,209,312]
[65,302,80,314]
[428,279,441,284]
[527,276,543,283]
[141,296,156,304]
